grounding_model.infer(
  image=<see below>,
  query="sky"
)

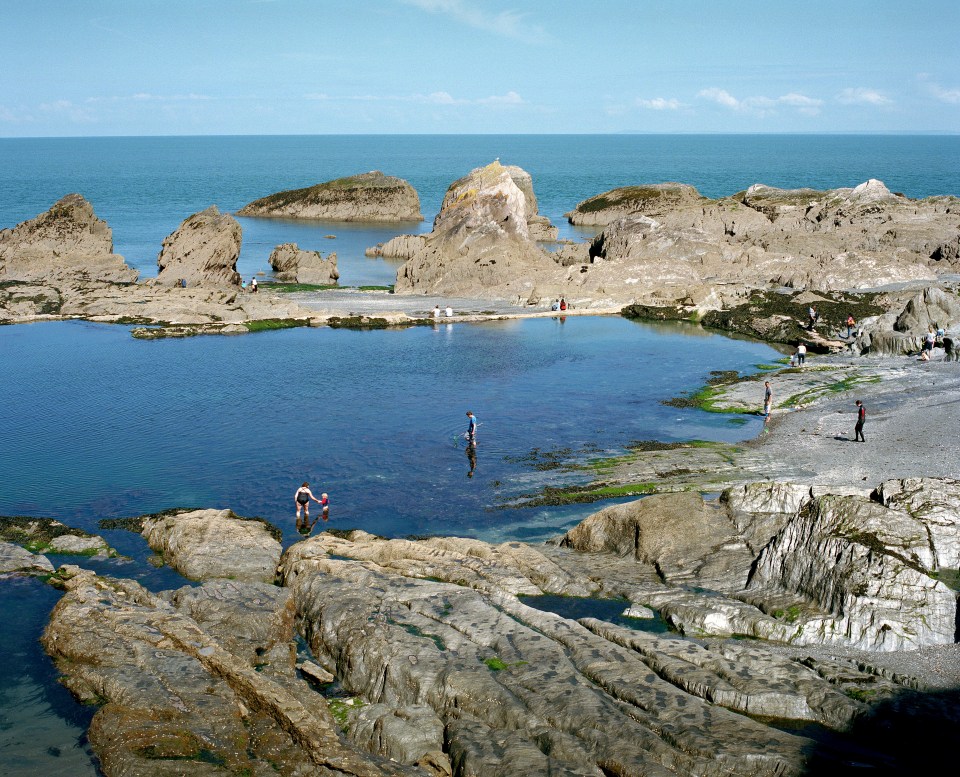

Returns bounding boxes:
[2,0,958,136]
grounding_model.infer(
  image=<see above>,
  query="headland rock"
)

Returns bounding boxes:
[237,171,423,222]
[152,205,243,288]
[0,194,137,284]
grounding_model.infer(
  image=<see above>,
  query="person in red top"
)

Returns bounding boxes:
[854,400,866,442]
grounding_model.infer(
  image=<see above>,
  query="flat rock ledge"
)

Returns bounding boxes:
[238,171,423,222]
[141,508,282,583]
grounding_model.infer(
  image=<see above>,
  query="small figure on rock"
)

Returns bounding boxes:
[846,315,856,338]
[807,306,818,331]
[924,326,936,355]
[433,305,441,319]
[251,277,258,293]
[551,298,560,311]
[854,400,866,442]
[445,305,454,317]
[559,297,567,312]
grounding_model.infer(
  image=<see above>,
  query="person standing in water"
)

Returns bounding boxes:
[295,482,322,521]
[465,411,477,445]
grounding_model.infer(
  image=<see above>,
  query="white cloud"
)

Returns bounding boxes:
[39,100,95,122]
[836,87,892,106]
[636,97,683,111]
[478,90,524,105]
[400,0,549,43]
[697,88,822,116]
[918,75,960,104]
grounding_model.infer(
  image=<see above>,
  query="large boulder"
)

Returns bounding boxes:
[238,171,423,222]
[140,508,281,583]
[268,242,339,285]
[0,194,137,284]
[394,161,560,299]
[559,492,755,591]
[152,206,242,288]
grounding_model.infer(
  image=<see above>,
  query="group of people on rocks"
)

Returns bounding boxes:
[432,304,454,319]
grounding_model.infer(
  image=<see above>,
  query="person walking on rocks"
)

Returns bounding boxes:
[295,482,322,521]
[854,400,866,442]
[796,342,807,366]
[762,381,773,431]
[846,315,856,338]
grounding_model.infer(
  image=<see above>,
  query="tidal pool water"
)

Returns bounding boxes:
[1,314,780,775]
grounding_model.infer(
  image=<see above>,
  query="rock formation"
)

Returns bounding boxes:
[152,206,242,288]
[394,161,561,299]
[141,509,281,583]
[566,182,705,227]
[38,477,960,775]
[237,171,423,222]
[364,233,427,260]
[440,163,558,241]
[0,194,137,284]
[268,242,339,285]
[580,180,958,304]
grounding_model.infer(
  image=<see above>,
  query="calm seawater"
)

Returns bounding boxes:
[2,134,955,774]
[1,134,958,284]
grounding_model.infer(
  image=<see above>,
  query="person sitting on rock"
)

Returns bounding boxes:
[445,306,454,317]
[846,315,855,338]
[559,298,567,311]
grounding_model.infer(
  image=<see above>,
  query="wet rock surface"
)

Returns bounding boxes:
[238,171,423,222]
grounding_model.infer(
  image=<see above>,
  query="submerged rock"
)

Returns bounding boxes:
[238,171,423,222]
[152,206,242,288]
[0,194,137,284]
[268,242,339,285]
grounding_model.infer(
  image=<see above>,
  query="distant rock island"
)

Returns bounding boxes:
[237,171,423,222]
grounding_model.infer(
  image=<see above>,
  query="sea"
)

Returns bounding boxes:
[1,134,958,774]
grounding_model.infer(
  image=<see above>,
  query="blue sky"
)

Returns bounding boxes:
[2,0,958,136]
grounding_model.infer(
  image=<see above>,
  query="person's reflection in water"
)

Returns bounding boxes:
[296,514,319,537]
[466,441,477,478]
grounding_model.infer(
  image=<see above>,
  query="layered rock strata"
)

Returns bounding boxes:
[238,171,423,222]
[152,206,242,288]
[269,242,340,285]
[0,194,137,284]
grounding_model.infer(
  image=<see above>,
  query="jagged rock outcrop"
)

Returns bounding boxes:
[42,567,413,776]
[238,171,423,222]
[268,242,339,285]
[894,286,960,335]
[394,161,561,299]
[744,488,958,650]
[873,477,960,569]
[440,163,558,241]
[0,194,137,284]
[152,206,242,288]
[141,509,281,583]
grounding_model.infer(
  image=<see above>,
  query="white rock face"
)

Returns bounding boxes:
[746,491,957,650]
[873,477,960,569]
[153,206,242,288]
[0,194,137,283]
[141,509,281,583]
[268,243,339,285]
